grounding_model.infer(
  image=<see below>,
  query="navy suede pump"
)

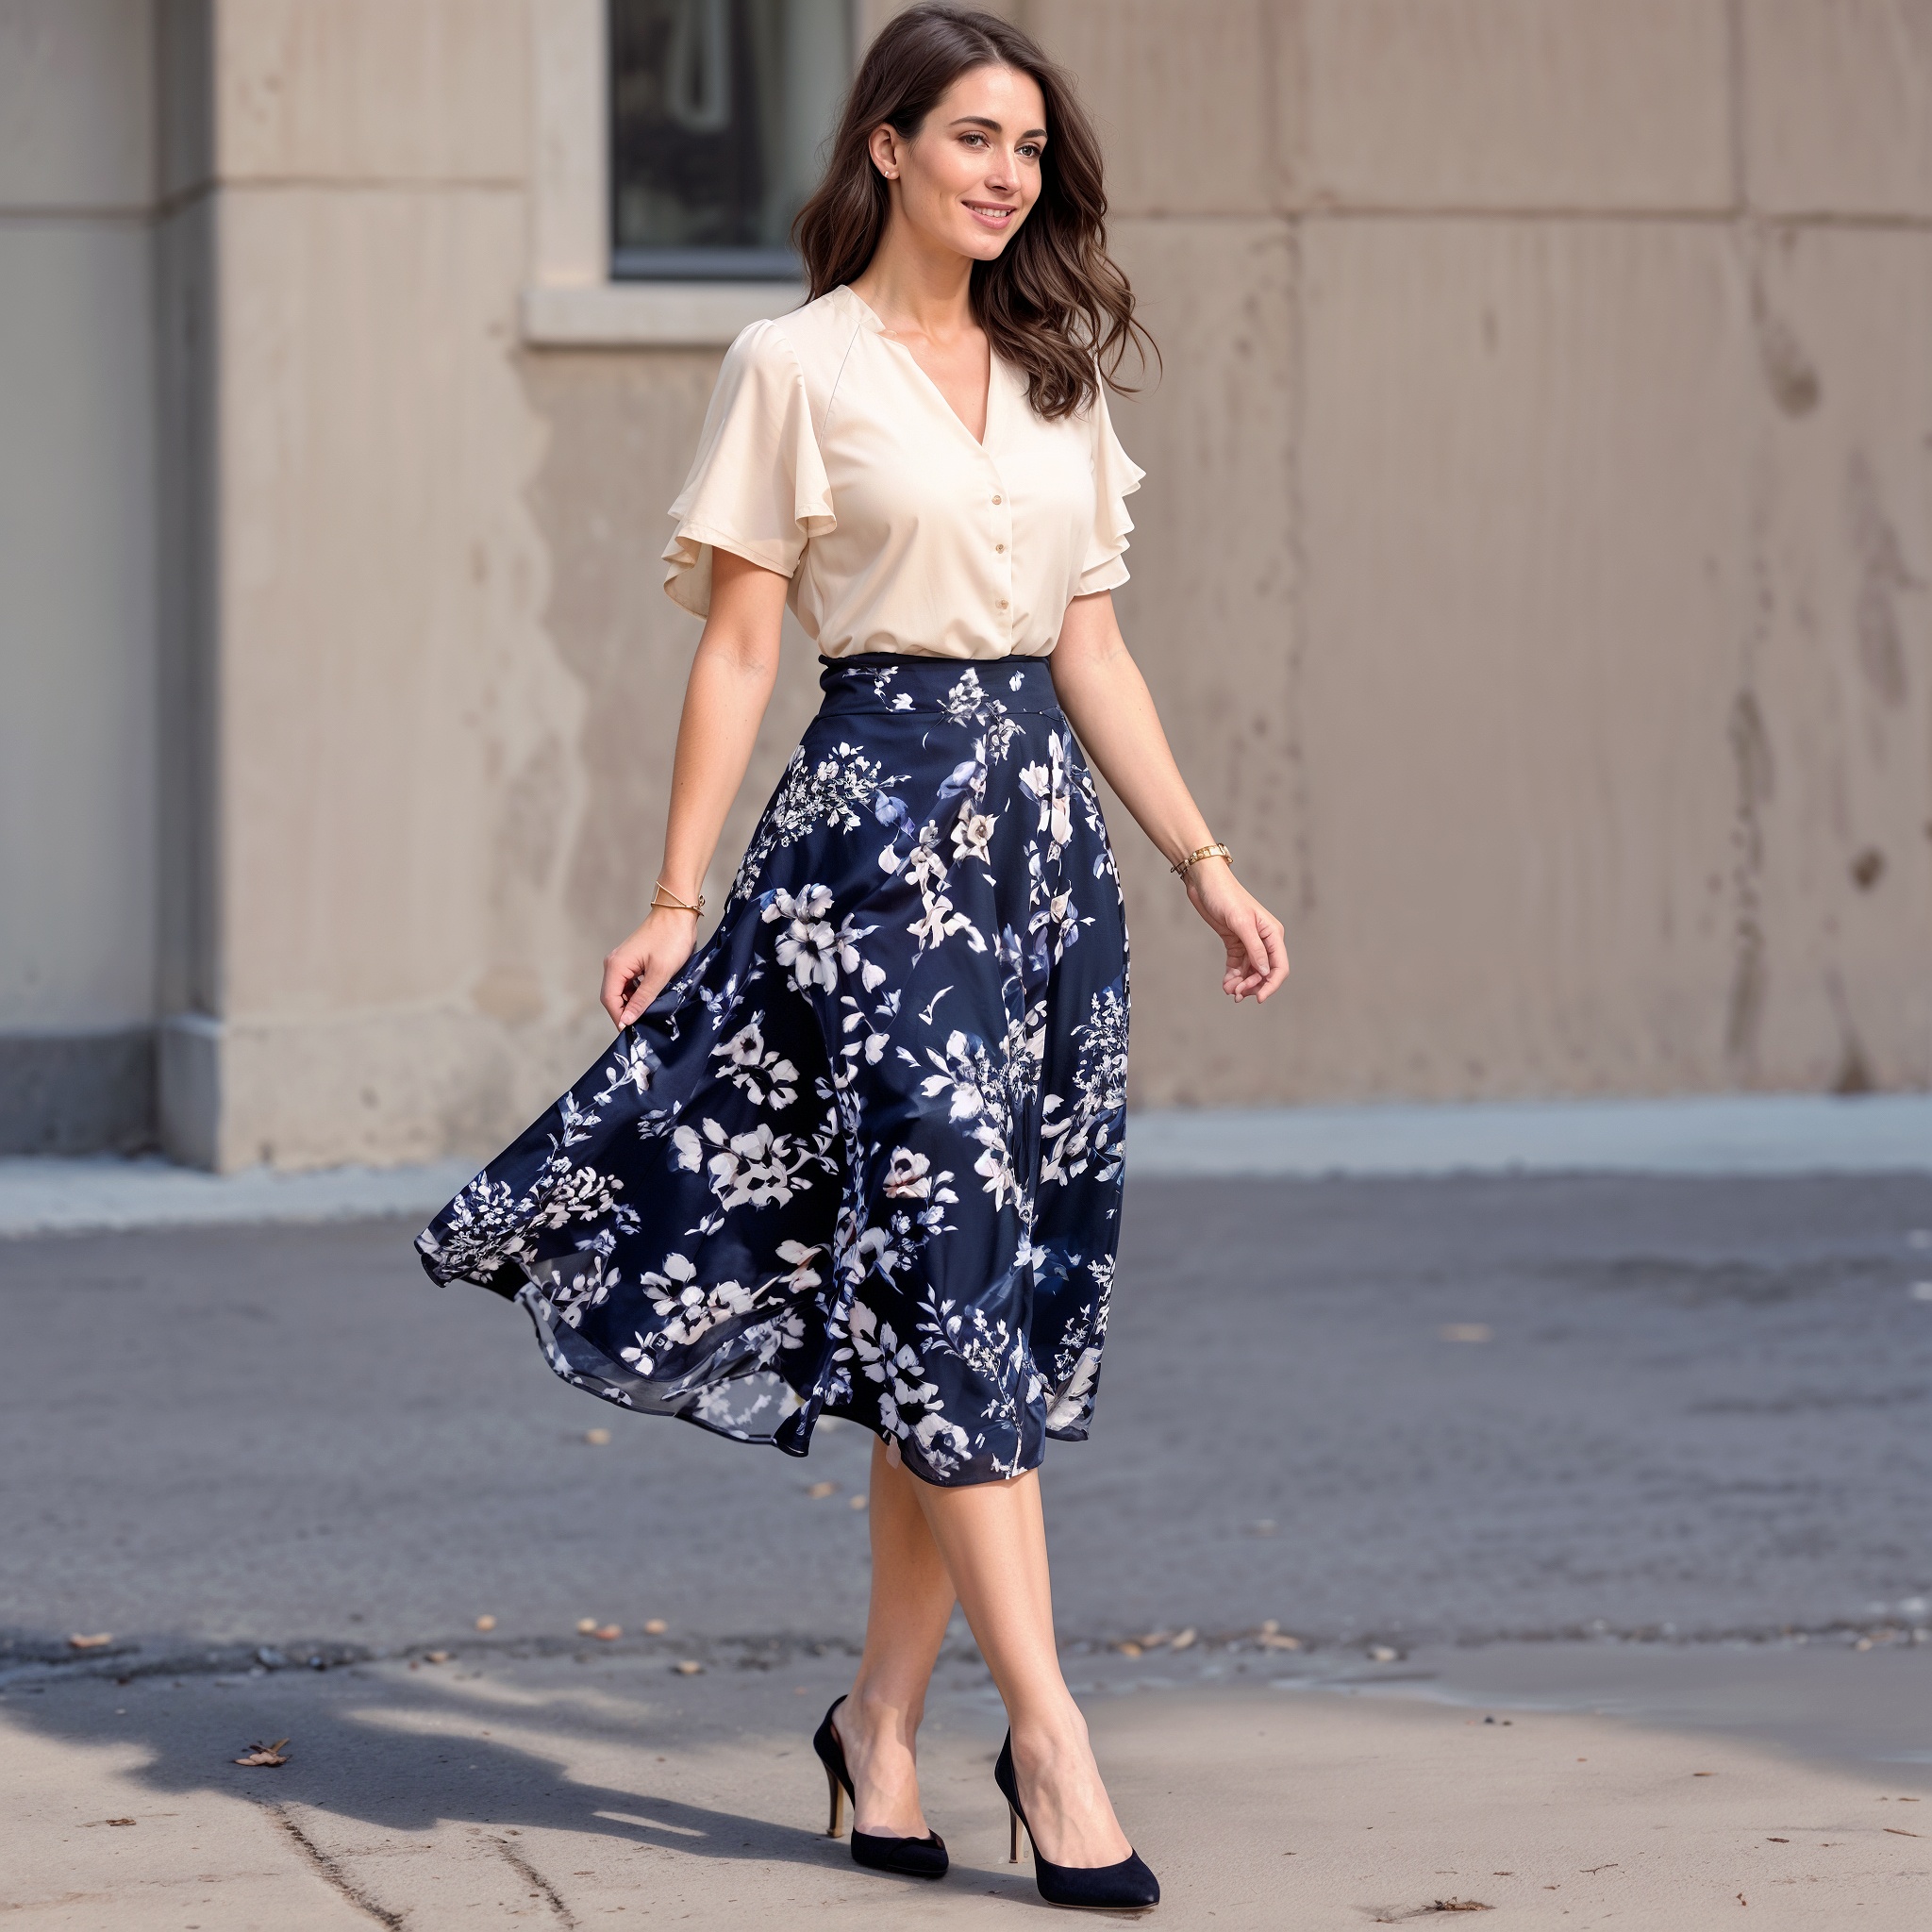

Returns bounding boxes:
[812,1696,948,1879]
[994,1732,1160,1910]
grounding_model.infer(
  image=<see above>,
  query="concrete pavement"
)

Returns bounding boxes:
[5,1168,1931,1925]
[6,1639,1929,1928]
[5,1175,1930,1651]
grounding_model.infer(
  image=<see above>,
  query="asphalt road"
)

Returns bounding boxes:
[5,1174,1930,1665]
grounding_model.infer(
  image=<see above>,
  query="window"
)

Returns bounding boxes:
[610,0,854,280]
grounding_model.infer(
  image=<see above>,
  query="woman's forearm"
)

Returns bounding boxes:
[653,554,791,907]
[600,554,789,1026]
[657,639,780,901]
[1051,593,1287,1003]
[1048,595,1217,872]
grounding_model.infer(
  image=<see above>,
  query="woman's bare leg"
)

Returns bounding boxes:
[837,1437,957,1836]
[913,1469,1133,1867]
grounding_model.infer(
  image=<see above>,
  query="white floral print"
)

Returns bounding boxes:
[761,883,878,991]
[416,653,1128,1484]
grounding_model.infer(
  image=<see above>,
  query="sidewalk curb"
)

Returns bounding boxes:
[3,1093,1928,1239]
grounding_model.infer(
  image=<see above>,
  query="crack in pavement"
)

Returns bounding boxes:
[493,1836,577,1928]
[266,1802,406,1929]
[5,1618,1928,1696]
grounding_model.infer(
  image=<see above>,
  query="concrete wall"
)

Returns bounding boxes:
[1034,0,1932,1106]
[8,0,1926,1166]
[518,0,1932,1122]
[0,0,159,1150]
[152,0,624,1170]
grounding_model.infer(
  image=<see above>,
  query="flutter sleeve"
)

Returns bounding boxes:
[661,318,835,617]
[1074,381,1147,596]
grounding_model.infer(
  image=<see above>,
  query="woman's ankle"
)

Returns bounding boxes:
[1008,1697,1093,1767]
[842,1681,924,1744]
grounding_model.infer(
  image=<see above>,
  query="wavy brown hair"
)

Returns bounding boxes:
[792,3,1155,421]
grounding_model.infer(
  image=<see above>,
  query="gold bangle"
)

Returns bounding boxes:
[651,879,706,916]
[1171,840,1231,879]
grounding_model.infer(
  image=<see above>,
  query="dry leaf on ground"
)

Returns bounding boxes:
[67,1633,113,1650]
[806,1480,838,1499]
[592,1624,622,1641]
[234,1740,290,1768]
[584,1428,611,1445]
[643,1619,668,1635]
[1373,1906,1494,1926]
[674,1659,704,1674]
[475,1614,496,1631]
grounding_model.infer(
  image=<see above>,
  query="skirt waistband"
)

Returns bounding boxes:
[815,651,1061,717]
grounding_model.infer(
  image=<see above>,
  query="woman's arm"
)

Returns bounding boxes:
[1050,591,1290,1004]
[601,549,791,1026]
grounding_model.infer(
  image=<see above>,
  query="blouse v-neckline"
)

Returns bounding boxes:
[841,285,1000,452]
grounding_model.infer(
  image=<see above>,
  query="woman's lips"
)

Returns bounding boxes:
[965,202,1016,227]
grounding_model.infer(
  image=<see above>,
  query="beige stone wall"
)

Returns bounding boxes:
[132,0,1931,1168]
[154,0,616,1169]
[0,1,158,1036]
[0,0,161,1151]
[1031,0,1931,1106]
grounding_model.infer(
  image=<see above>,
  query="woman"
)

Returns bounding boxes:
[417,3,1287,1910]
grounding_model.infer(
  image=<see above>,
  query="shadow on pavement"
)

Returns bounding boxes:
[3,1659,853,1872]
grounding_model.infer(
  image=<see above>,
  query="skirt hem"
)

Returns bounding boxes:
[480,1262,1091,1488]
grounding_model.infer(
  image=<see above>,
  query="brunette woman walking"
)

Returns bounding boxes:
[416,5,1288,1909]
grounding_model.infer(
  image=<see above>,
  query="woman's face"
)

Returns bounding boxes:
[870,64,1047,263]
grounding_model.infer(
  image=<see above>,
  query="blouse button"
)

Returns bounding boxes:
[996,598,1008,610]
[991,494,1003,505]
[994,542,1007,554]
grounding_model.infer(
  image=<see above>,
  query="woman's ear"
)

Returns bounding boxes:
[868,124,901,182]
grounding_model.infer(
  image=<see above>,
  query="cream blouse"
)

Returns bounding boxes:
[662,283,1144,659]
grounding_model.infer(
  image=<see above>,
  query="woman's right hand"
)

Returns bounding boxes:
[601,908,701,1029]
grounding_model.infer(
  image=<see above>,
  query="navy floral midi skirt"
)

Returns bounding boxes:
[415,652,1131,1487]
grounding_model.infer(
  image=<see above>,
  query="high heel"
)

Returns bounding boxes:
[811,1696,948,1879]
[994,1732,1159,1910]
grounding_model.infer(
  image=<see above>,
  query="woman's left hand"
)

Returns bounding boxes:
[1185,859,1290,1002]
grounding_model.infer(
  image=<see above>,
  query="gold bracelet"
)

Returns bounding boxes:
[651,879,706,916]
[1171,840,1232,879]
